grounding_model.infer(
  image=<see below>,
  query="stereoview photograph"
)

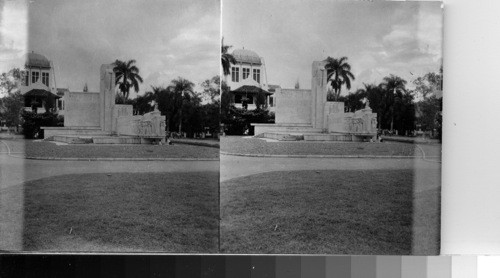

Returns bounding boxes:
[220,0,443,255]
[0,0,220,252]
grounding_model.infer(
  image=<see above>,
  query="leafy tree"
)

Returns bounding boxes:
[115,93,134,105]
[1,68,24,96]
[221,37,237,76]
[151,85,178,132]
[223,106,274,135]
[220,80,232,125]
[21,111,59,139]
[0,92,24,127]
[199,75,220,103]
[180,93,204,137]
[413,67,443,99]
[326,88,336,101]
[391,90,416,136]
[199,101,220,137]
[255,91,268,110]
[344,90,366,112]
[380,74,407,131]
[171,77,195,133]
[324,56,355,101]
[132,91,155,115]
[113,59,144,100]
[413,68,443,140]
[360,83,385,129]
[0,68,26,127]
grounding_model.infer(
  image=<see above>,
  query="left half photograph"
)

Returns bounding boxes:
[0,0,221,252]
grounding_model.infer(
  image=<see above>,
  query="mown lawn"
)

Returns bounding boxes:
[22,172,219,252]
[220,169,440,255]
[221,136,441,157]
[23,140,219,159]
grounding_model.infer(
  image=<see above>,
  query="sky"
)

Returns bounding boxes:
[0,0,220,97]
[222,0,443,93]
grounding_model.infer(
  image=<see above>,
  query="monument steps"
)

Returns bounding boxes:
[251,123,323,134]
[258,132,376,142]
[49,135,162,145]
[259,132,305,141]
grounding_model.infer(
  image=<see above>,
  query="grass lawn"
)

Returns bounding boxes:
[221,136,441,157]
[23,140,219,159]
[22,172,219,252]
[220,169,440,254]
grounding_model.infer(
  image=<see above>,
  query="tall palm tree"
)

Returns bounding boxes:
[171,77,194,133]
[324,56,355,101]
[113,59,144,100]
[221,37,236,76]
[380,74,407,131]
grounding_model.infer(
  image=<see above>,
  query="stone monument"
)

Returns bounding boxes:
[42,64,166,144]
[252,61,377,141]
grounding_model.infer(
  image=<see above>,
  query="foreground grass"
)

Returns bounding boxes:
[221,136,441,157]
[22,172,219,252]
[24,140,219,159]
[221,169,440,254]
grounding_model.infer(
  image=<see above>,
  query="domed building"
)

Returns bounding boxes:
[226,48,273,110]
[20,52,62,113]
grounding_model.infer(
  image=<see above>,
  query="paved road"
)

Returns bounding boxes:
[221,154,440,192]
[1,155,219,190]
[0,140,219,252]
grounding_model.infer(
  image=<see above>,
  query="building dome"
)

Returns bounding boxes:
[25,52,51,68]
[232,48,262,65]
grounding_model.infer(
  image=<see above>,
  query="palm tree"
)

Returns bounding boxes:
[324,56,355,101]
[113,59,144,100]
[171,77,195,133]
[380,75,407,131]
[221,37,236,76]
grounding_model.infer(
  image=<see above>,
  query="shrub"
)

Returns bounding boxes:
[223,106,275,135]
[21,111,59,139]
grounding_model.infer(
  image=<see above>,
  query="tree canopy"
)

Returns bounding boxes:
[221,37,237,76]
[0,68,26,127]
[113,59,144,100]
[324,56,355,101]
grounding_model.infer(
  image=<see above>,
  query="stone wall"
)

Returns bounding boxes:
[64,92,101,127]
[324,102,344,133]
[275,88,312,124]
[112,105,133,132]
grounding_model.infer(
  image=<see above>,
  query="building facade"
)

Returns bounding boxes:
[226,48,273,110]
[20,52,63,114]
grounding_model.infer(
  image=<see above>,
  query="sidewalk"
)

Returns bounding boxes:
[170,138,220,148]
[0,133,24,140]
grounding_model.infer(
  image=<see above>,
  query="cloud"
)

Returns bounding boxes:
[22,0,219,94]
[0,0,27,73]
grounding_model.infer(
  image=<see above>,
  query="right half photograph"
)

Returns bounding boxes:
[220,0,442,255]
